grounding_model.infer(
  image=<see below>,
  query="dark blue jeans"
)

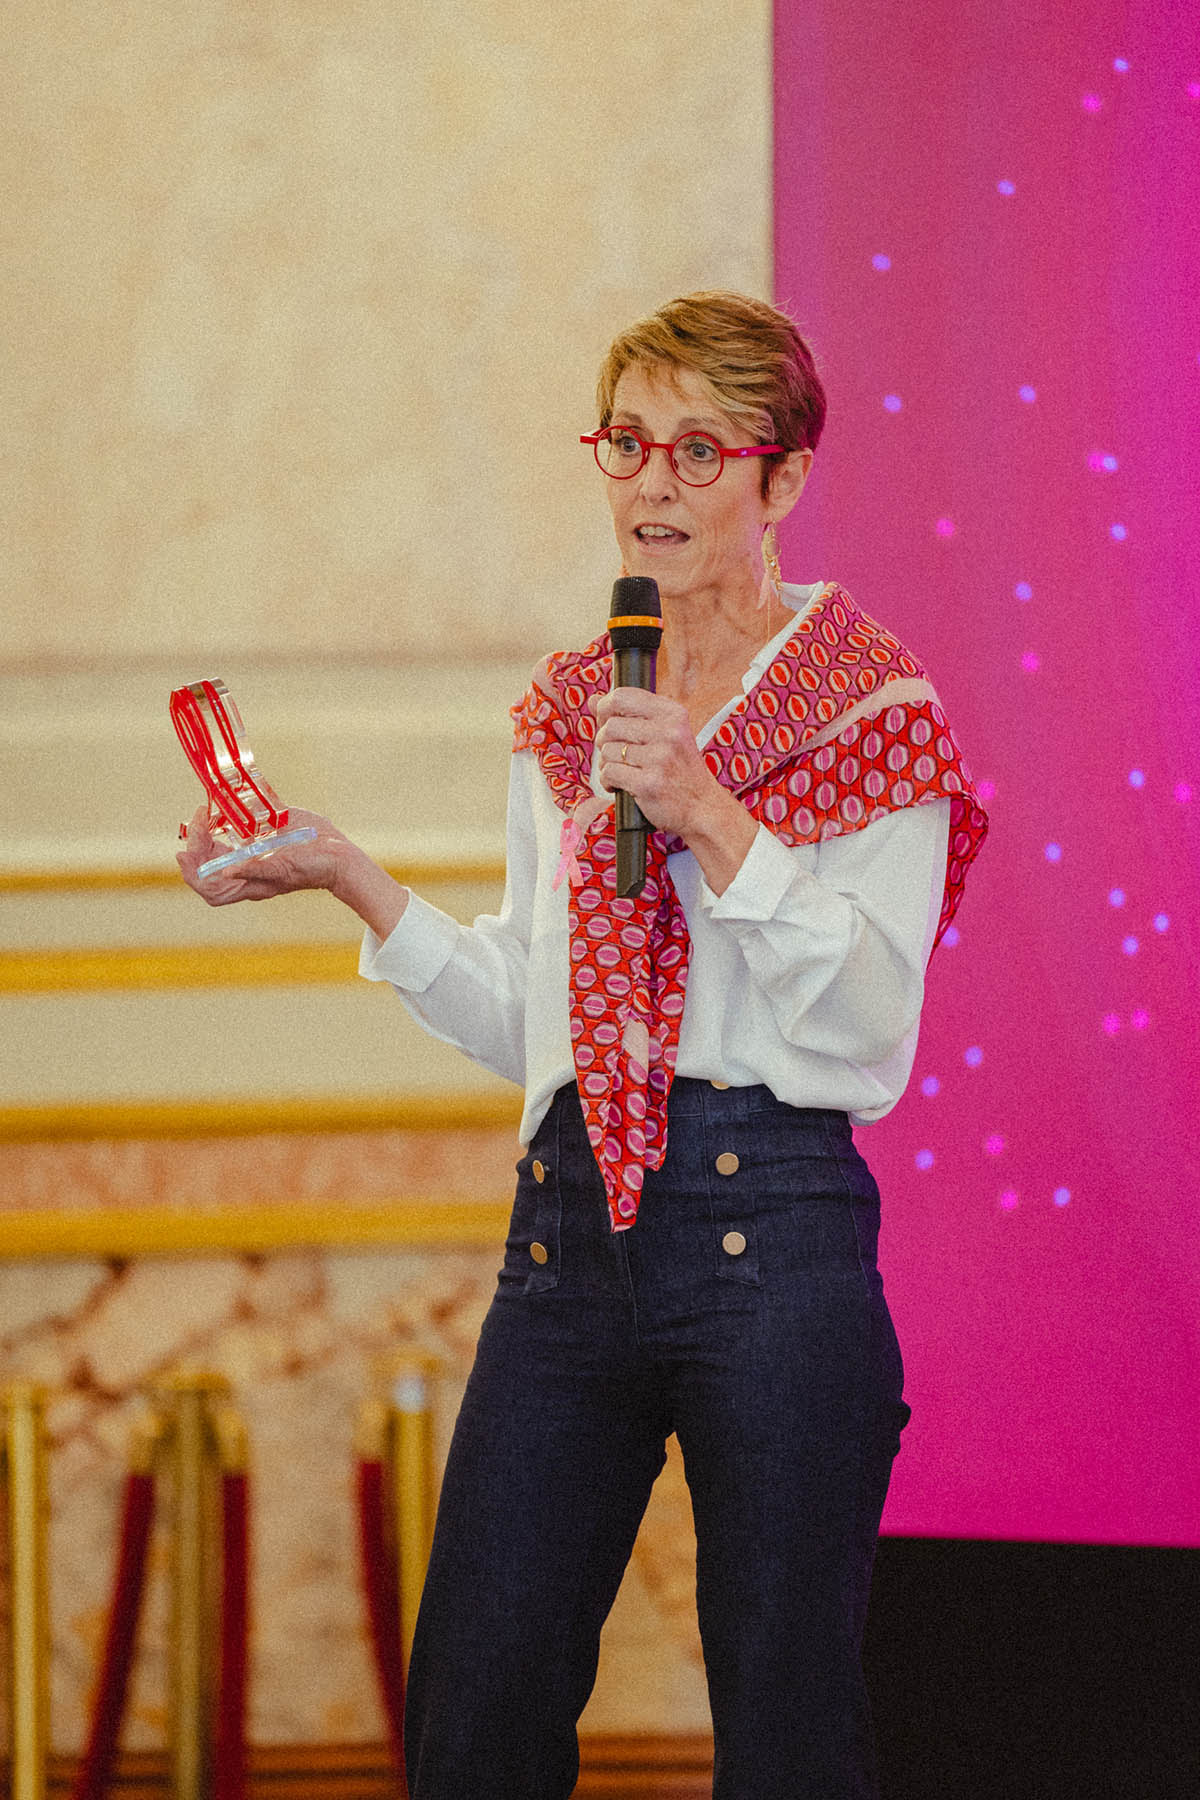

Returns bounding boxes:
[405,1079,910,1799]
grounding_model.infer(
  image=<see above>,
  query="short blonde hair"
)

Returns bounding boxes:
[595,290,826,492]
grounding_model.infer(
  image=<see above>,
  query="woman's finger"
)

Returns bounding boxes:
[597,724,635,759]
[597,685,661,718]
[175,852,242,905]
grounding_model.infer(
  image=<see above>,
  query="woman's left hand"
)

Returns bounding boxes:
[594,688,757,890]
[595,688,711,837]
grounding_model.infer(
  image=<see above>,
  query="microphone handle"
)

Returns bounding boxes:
[613,644,657,898]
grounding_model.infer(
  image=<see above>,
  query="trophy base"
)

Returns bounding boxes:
[198,825,319,880]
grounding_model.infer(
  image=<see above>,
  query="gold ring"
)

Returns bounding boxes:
[621,743,628,762]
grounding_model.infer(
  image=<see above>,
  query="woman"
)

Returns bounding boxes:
[180,290,987,1799]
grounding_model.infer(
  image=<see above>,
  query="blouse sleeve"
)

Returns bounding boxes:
[696,797,951,1067]
[357,753,537,1086]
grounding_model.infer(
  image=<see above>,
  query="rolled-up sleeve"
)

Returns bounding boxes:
[358,893,461,992]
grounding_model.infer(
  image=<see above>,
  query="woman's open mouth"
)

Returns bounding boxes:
[634,524,689,547]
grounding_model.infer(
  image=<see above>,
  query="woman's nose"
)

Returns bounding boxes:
[638,445,678,495]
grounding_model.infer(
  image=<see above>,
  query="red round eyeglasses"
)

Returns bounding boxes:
[581,426,784,488]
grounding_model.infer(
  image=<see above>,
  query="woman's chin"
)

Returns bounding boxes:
[624,552,691,596]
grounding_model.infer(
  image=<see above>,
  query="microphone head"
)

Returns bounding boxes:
[609,575,661,621]
[609,575,662,650]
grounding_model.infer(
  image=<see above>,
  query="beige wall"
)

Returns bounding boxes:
[2,0,771,673]
[2,0,772,1752]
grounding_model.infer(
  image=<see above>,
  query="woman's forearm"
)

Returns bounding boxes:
[682,784,759,896]
[329,843,410,941]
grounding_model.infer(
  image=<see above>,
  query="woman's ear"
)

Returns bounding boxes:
[767,447,814,523]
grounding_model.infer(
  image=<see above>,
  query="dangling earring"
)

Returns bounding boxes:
[760,523,783,638]
[761,524,783,603]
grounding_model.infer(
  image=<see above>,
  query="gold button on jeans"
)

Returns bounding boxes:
[530,1241,549,1265]
[532,1160,546,1183]
[715,1152,740,1176]
[710,1079,730,1090]
[722,1230,747,1257]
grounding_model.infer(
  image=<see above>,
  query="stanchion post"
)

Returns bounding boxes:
[3,1382,50,1800]
[384,1355,441,1663]
[72,1375,248,1800]
[154,1373,229,1800]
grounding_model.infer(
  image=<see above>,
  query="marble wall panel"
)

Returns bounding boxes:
[0,1127,709,1746]
[3,0,771,671]
[1,1245,710,1750]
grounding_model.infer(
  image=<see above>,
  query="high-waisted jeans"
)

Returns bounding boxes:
[404,1079,911,1800]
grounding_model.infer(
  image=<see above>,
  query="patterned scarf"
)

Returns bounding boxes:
[511,584,988,1230]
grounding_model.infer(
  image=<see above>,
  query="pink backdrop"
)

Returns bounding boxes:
[774,0,1200,1544]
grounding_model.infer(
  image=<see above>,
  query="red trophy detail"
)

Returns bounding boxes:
[170,678,318,880]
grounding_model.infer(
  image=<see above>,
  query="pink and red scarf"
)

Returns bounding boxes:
[511,584,988,1231]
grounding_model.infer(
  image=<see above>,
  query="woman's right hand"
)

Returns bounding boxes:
[175,806,356,908]
[176,805,411,940]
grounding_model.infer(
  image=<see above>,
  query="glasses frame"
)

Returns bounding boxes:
[580,426,785,487]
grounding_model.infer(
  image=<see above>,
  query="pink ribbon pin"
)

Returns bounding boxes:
[552,797,608,890]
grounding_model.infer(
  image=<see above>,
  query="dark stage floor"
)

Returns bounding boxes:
[865,1537,1200,1800]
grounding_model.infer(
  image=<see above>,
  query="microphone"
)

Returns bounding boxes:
[608,575,663,898]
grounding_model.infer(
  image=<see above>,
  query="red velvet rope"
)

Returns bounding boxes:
[356,1458,409,1795]
[214,1469,250,1800]
[71,1471,156,1800]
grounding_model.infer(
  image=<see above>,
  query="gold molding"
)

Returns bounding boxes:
[2,942,358,994]
[0,859,505,896]
[0,1200,512,1261]
[1,858,506,994]
[0,1092,522,1143]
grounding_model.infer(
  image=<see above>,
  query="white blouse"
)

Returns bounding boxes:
[360,584,952,1147]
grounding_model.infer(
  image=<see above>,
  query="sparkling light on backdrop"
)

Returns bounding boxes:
[775,0,1199,1543]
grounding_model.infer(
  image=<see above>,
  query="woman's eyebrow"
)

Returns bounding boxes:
[611,411,728,435]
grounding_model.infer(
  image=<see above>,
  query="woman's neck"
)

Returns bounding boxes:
[655,575,783,727]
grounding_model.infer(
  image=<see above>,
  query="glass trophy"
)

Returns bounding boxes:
[170,677,318,880]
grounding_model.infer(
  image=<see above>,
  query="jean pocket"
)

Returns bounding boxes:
[501,1151,562,1294]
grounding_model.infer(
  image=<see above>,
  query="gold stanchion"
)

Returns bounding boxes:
[353,1352,441,1787]
[3,1382,50,1800]
[207,1404,248,1481]
[383,1354,440,1662]
[153,1373,228,1800]
[73,1376,249,1800]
